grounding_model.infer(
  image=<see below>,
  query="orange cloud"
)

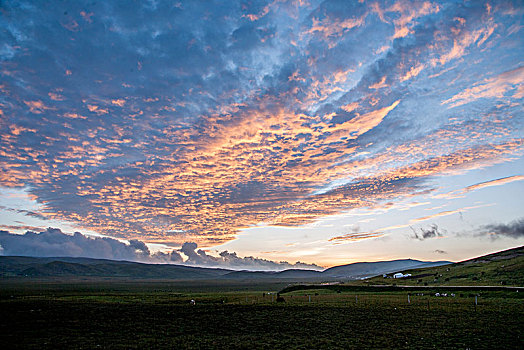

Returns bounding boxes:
[442,66,524,108]
[303,14,366,40]
[387,0,440,39]
[243,5,270,21]
[368,76,387,89]
[339,100,399,136]
[48,92,65,101]
[328,231,384,242]
[87,104,109,115]
[432,20,497,67]
[111,99,126,107]
[409,204,490,223]
[464,175,524,192]
[400,64,424,82]
[435,175,524,200]
[340,101,359,113]
[24,100,54,114]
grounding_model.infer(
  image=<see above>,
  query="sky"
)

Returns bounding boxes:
[0,0,523,269]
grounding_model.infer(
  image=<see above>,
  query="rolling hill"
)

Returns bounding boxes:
[2,246,521,286]
[1,255,450,281]
[359,245,524,286]
[0,256,231,280]
[322,259,450,279]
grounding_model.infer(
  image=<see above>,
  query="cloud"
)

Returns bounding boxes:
[434,249,447,254]
[328,225,384,242]
[180,241,322,270]
[409,204,491,223]
[0,0,522,248]
[434,175,524,199]
[462,175,524,193]
[0,228,321,270]
[0,224,46,232]
[0,228,152,261]
[328,231,384,243]
[410,224,445,240]
[481,218,524,239]
[442,66,524,108]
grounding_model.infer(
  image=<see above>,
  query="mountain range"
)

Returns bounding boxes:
[0,255,450,280]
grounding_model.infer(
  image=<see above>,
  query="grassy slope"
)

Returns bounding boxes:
[354,245,524,287]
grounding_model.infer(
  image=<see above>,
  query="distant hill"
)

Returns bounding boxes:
[0,256,231,280]
[221,269,323,279]
[217,259,450,280]
[322,259,451,279]
[360,245,524,286]
[0,255,449,281]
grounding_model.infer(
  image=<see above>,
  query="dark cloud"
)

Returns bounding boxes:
[150,249,183,263]
[128,239,150,256]
[0,206,49,221]
[179,241,322,270]
[0,228,321,270]
[0,228,152,261]
[482,218,524,239]
[411,224,445,240]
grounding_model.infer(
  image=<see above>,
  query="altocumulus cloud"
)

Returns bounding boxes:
[0,228,321,270]
[0,0,522,247]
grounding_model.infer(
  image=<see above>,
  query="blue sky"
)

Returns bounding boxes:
[0,0,523,267]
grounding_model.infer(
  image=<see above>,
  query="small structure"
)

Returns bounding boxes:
[393,272,412,278]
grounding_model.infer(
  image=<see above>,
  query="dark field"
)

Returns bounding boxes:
[1,280,523,349]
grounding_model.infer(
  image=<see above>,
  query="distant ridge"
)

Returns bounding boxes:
[0,256,231,280]
[0,255,450,281]
[322,259,451,279]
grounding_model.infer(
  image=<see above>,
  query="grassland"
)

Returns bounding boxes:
[354,245,524,287]
[1,247,522,349]
[0,280,522,349]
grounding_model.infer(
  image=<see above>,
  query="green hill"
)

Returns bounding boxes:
[361,245,524,287]
[322,259,450,279]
